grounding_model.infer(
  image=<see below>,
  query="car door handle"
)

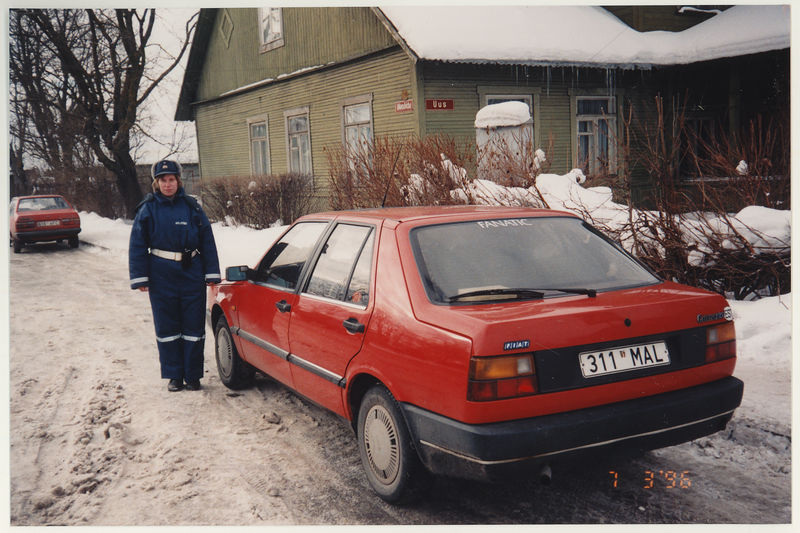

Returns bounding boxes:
[275,300,291,313]
[342,318,365,334]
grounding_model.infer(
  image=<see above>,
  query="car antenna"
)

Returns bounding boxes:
[381,147,404,208]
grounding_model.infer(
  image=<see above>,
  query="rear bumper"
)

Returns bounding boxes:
[15,227,81,242]
[401,376,743,482]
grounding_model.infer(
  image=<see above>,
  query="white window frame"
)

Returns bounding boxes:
[570,93,619,175]
[248,116,270,176]
[342,95,374,167]
[258,7,284,53]
[284,107,313,176]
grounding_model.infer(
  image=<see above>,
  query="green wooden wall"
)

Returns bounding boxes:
[418,62,632,175]
[196,7,398,102]
[195,48,417,197]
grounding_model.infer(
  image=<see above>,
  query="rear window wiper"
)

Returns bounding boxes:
[447,287,596,302]
[535,287,597,298]
[448,288,545,302]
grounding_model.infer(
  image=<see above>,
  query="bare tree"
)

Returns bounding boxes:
[10,9,197,217]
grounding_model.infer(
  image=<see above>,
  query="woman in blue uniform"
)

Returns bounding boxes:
[129,160,221,391]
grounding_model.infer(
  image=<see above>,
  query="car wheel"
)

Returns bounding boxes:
[357,385,430,503]
[68,236,79,248]
[12,239,22,253]
[214,315,254,389]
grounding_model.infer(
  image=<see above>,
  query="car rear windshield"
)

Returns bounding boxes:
[18,197,69,211]
[410,216,660,304]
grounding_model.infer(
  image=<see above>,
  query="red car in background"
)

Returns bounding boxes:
[208,206,743,503]
[9,195,81,253]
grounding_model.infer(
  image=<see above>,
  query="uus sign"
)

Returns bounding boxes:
[426,99,454,110]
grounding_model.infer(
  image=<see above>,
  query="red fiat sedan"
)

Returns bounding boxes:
[9,195,81,253]
[208,206,742,503]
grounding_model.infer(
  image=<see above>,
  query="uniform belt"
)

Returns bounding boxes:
[151,248,199,261]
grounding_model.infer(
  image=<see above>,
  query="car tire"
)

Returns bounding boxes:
[357,385,431,504]
[68,236,79,248]
[214,315,254,389]
[12,239,22,253]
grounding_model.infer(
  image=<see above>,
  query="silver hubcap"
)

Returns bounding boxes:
[363,404,400,485]
[216,328,233,377]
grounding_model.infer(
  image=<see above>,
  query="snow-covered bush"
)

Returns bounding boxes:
[326,119,789,299]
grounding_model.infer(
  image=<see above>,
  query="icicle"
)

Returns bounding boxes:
[546,66,551,97]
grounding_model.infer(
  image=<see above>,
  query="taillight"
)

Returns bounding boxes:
[16,216,35,230]
[468,354,538,401]
[62,216,79,225]
[705,322,736,363]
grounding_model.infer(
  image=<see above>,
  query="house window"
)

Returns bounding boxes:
[485,94,535,146]
[249,119,270,175]
[259,8,284,52]
[343,99,373,164]
[486,95,533,114]
[286,108,312,175]
[576,96,617,175]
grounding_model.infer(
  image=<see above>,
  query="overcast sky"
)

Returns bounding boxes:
[139,8,199,164]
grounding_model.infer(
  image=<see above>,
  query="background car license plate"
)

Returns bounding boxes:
[579,341,670,378]
[37,220,59,227]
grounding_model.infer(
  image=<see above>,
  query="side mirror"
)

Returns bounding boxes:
[225,265,249,282]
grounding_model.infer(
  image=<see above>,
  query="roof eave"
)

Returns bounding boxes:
[371,7,419,64]
[174,8,217,122]
[422,58,655,71]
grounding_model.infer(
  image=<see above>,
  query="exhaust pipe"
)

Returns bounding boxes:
[539,464,552,485]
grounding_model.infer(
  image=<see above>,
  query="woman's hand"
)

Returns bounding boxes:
[138,286,149,292]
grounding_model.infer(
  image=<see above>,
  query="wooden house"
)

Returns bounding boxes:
[175,6,789,207]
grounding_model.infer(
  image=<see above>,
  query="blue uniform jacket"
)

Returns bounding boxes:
[129,188,221,290]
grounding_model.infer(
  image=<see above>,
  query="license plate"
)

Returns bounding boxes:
[579,341,670,378]
[37,220,59,227]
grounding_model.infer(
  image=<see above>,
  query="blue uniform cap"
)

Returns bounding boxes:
[152,159,182,178]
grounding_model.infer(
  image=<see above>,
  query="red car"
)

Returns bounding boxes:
[9,195,81,253]
[209,206,742,503]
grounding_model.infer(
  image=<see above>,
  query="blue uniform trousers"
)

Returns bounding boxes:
[148,255,206,381]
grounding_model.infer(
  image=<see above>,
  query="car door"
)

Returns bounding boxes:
[288,222,376,416]
[234,221,328,387]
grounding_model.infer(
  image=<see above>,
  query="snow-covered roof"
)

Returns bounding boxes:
[378,5,790,69]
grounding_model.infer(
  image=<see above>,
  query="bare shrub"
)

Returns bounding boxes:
[326,134,482,209]
[575,96,790,300]
[26,166,126,218]
[200,173,314,228]
[326,133,552,209]
[325,136,409,209]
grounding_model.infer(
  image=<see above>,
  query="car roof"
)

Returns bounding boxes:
[305,205,578,225]
[16,194,67,200]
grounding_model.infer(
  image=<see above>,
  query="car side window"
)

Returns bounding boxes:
[305,224,374,304]
[254,222,327,289]
[345,232,375,306]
